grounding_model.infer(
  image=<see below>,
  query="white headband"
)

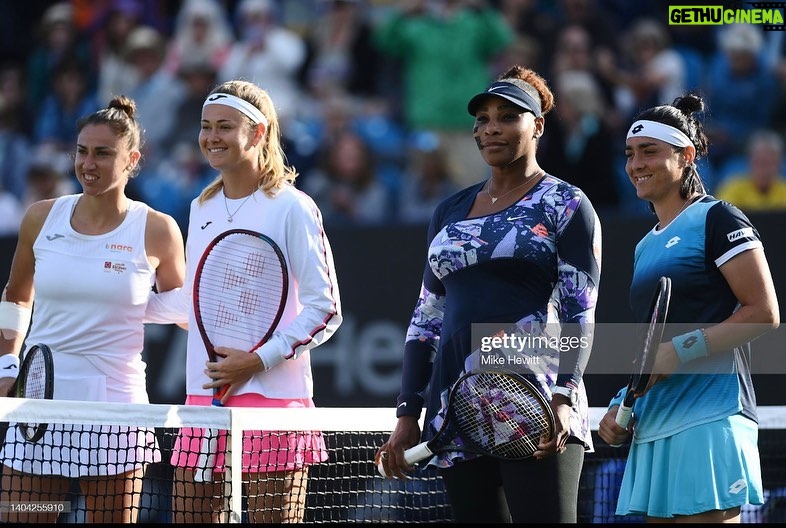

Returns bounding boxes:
[627,120,693,148]
[203,93,269,127]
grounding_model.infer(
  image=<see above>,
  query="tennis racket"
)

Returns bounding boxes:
[614,276,671,432]
[378,369,555,477]
[0,356,15,449]
[15,343,55,442]
[192,229,288,482]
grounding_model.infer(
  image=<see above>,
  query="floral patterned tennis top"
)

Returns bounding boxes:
[396,174,602,468]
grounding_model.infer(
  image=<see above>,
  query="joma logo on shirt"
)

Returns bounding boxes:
[726,228,754,243]
[106,243,133,252]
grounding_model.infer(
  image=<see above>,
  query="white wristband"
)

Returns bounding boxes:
[0,301,32,339]
[144,288,189,324]
[0,353,19,380]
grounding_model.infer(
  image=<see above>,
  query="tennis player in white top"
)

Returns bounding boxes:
[147,79,342,523]
[0,96,186,523]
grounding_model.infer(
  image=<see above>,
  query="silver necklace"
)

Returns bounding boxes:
[486,171,543,204]
[224,192,254,223]
[660,196,694,229]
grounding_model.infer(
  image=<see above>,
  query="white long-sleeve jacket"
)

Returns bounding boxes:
[147,184,342,399]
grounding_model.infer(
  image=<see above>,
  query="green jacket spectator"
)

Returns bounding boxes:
[373,1,514,131]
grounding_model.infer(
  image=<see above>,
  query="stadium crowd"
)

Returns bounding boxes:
[2,0,786,235]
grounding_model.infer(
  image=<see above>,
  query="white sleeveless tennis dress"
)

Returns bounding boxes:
[0,194,160,476]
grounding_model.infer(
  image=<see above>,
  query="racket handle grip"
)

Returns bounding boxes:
[377,442,434,478]
[213,385,229,405]
[614,404,633,430]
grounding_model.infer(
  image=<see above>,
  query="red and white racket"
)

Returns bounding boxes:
[192,229,288,482]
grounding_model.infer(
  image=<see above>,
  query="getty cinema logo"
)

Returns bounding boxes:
[669,2,785,30]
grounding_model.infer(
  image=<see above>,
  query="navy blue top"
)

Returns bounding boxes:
[397,174,602,467]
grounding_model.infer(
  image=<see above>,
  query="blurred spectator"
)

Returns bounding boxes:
[705,25,778,171]
[302,129,391,225]
[397,136,460,224]
[123,25,186,168]
[287,94,358,188]
[552,0,618,56]
[594,0,659,29]
[491,0,555,72]
[0,186,23,235]
[164,58,218,153]
[86,0,147,105]
[540,70,619,213]
[72,0,167,34]
[133,141,215,231]
[33,55,101,151]
[596,17,686,121]
[373,0,515,188]
[26,2,94,111]
[715,130,786,212]
[298,0,383,101]
[219,0,307,125]
[493,34,541,77]
[163,0,233,76]
[22,146,76,208]
[0,93,31,202]
[668,23,716,61]
[548,23,618,130]
[0,62,33,138]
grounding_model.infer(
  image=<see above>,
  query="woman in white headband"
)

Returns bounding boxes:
[155,79,342,523]
[599,93,779,522]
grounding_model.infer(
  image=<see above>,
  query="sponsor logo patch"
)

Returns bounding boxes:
[727,227,754,242]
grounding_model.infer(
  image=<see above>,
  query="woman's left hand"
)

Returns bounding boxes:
[203,346,266,404]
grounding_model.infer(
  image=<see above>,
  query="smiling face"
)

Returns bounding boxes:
[624,136,692,203]
[472,95,542,169]
[199,104,263,174]
[74,123,138,197]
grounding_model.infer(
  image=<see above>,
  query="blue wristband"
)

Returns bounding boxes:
[672,328,709,364]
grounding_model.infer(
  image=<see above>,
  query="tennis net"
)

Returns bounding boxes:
[0,398,783,523]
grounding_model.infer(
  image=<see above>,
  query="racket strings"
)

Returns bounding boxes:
[197,236,285,344]
[20,351,47,399]
[452,373,552,459]
[18,347,50,441]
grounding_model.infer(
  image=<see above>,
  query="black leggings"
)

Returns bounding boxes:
[439,437,585,523]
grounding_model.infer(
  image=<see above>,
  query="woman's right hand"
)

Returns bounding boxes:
[597,405,631,447]
[375,416,421,479]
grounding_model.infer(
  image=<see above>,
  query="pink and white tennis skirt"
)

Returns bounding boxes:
[170,394,328,474]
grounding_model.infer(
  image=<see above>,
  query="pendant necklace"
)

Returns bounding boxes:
[487,171,544,204]
[224,192,254,223]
